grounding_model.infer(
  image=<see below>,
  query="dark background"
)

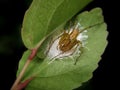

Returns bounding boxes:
[0,0,118,90]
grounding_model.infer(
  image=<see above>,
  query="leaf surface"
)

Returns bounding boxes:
[22,0,92,49]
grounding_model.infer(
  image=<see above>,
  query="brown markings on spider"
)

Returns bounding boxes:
[58,28,82,52]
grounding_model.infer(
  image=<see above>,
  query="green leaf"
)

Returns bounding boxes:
[22,0,92,49]
[17,8,108,90]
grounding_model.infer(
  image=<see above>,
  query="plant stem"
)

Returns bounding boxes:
[11,38,45,90]
[11,59,31,90]
[11,49,37,90]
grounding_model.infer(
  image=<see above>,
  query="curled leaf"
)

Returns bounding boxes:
[17,8,108,90]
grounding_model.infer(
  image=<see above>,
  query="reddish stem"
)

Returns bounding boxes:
[11,49,37,90]
[17,76,34,90]
[28,49,37,60]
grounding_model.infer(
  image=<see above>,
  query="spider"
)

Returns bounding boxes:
[47,23,84,64]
